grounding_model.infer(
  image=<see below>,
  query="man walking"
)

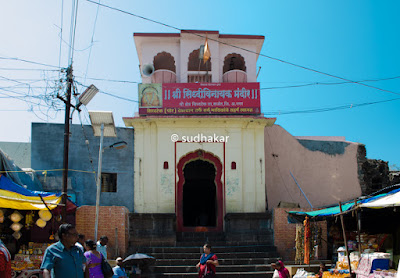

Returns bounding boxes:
[41,224,89,278]
[75,234,85,252]
[96,235,108,259]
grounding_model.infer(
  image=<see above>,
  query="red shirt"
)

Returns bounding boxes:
[198,254,218,277]
[0,251,11,278]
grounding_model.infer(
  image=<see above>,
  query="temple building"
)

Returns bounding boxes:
[29,30,385,258]
[122,30,365,235]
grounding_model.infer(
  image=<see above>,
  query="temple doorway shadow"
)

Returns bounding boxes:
[182,159,217,227]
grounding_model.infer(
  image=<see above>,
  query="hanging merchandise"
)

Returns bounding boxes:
[295,224,304,264]
[10,222,23,232]
[12,231,22,240]
[38,210,52,221]
[304,216,311,264]
[35,219,46,228]
[10,211,23,223]
[25,211,35,229]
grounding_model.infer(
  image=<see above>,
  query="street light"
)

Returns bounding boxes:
[77,84,99,109]
[89,111,117,241]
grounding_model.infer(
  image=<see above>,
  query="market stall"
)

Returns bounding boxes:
[0,174,76,277]
[287,187,400,278]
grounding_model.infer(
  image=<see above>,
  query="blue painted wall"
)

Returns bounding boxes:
[31,123,134,211]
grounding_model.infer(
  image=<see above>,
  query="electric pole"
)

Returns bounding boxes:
[61,65,73,222]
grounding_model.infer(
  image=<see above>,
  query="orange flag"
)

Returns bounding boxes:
[203,36,211,63]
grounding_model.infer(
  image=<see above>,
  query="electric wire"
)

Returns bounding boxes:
[0,57,62,69]
[83,0,101,83]
[58,0,64,70]
[265,128,296,203]
[262,97,400,115]
[85,0,400,97]
[68,0,79,65]
[260,76,400,91]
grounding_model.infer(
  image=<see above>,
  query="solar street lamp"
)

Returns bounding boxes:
[89,111,117,241]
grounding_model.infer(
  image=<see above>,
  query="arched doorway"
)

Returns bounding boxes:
[176,150,223,232]
[183,159,216,227]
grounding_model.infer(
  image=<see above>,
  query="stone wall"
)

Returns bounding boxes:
[31,123,135,210]
[76,206,129,259]
[273,208,328,261]
[224,212,273,243]
[128,213,176,251]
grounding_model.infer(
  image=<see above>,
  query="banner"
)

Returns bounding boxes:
[138,83,260,115]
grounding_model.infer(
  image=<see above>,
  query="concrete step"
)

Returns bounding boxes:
[149,271,274,278]
[155,257,280,266]
[152,264,271,273]
[138,245,277,254]
[130,240,274,248]
[150,251,279,260]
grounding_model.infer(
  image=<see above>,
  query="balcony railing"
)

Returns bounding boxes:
[151,69,177,83]
[222,69,247,83]
[187,72,212,83]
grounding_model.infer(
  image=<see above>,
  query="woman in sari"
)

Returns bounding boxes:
[196,244,219,278]
[84,240,104,278]
[0,239,11,278]
[275,260,290,278]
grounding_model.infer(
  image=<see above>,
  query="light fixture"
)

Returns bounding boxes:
[77,84,99,108]
[89,111,117,137]
[89,111,118,241]
[108,141,128,150]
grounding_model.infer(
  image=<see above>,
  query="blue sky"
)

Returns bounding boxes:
[1,1,399,168]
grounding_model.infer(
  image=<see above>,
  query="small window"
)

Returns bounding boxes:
[101,173,117,192]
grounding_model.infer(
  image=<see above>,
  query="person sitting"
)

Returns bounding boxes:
[112,257,128,278]
[271,262,280,278]
[317,262,328,278]
[275,260,290,278]
[196,244,219,278]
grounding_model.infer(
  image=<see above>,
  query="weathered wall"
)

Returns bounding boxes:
[359,158,390,195]
[0,142,31,168]
[273,208,328,261]
[135,31,263,84]
[76,206,129,259]
[31,123,135,210]
[124,116,275,214]
[265,125,362,209]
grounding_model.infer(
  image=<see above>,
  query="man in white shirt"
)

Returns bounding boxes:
[75,234,85,252]
[96,235,108,259]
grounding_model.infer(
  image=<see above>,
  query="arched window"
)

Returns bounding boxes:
[153,52,176,73]
[188,49,212,71]
[223,53,246,74]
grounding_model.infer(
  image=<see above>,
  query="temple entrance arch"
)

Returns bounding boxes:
[176,150,224,232]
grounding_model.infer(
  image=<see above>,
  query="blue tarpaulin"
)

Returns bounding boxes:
[287,188,400,222]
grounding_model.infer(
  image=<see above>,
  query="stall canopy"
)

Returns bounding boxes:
[360,189,400,208]
[287,187,400,222]
[0,174,69,211]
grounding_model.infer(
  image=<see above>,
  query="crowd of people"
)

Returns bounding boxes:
[40,223,129,278]
[0,224,307,278]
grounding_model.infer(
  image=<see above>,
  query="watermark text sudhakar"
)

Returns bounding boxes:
[170,133,229,143]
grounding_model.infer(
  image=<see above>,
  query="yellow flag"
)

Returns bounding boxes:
[203,36,211,63]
